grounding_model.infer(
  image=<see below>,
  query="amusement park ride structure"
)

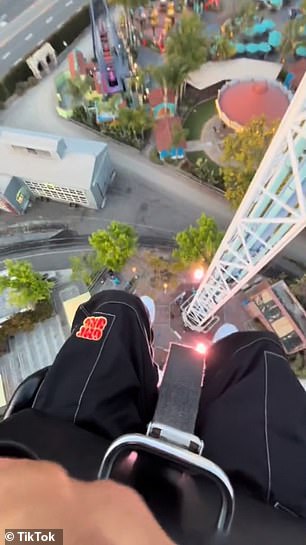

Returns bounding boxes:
[183,72,306,332]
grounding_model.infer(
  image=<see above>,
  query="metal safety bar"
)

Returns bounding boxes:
[98,433,235,535]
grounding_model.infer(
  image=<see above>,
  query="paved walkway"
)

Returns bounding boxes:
[186,115,237,166]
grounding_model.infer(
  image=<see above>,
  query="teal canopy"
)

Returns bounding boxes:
[246,43,259,54]
[296,45,306,57]
[261,19,276,31]
[235,43,245,54]
[269,0,282,7]
[268,30,282,48]
[258,42,272,53]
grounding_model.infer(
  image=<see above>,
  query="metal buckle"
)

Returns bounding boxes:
[147,422,204,455]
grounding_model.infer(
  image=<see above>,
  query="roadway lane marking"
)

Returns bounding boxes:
[25,32,33,41]
[57,23,63,29]
[0,0,60,48]
[37,39,44,46]
[2,51,10,60]
[46,16,53,24]
[65,0,73,5]
[76,6,82,12]
[13,57,23,66]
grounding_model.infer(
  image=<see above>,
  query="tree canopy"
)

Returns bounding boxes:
[165,12,209,71]
[173,214,223,266]
[221,116,279,208]
[0,260,54,308]
[89,222,138,272]
[150,59,189,105]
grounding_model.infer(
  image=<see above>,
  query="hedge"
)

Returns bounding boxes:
[0,5,90,100]
[48,5,90,55]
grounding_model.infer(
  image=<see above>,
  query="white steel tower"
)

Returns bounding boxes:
[182,73,306,332]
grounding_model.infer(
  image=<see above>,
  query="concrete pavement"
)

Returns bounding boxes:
[0,29,305,271]
[0,0,89,78]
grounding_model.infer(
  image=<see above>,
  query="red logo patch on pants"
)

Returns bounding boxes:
[76,316,108,341]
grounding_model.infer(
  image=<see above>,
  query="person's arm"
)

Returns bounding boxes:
[0,458,174,545]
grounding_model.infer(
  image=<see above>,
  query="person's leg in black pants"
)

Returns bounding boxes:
[195,331,306,518]
[33,290,159,440]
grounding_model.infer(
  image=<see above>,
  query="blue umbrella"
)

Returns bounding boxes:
[296,45,306,57]
[253,23,266,35]
[261,19,276,31]
[246,43,259,54]
[269,0,282,7]
[235,43,245,54]
[268,30,282,48]
[258,42,272,53]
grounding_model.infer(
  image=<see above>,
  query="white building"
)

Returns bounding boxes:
[0,127,115,210]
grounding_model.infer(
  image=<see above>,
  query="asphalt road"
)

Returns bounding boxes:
[0,0,35,23]
[0,30,305,273]
[0,0,89,78]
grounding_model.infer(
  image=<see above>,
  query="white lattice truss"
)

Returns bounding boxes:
[183,73,306,332]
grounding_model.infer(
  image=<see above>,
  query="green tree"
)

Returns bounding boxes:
[221,116,279,208]
[66,75,92,106]
[235,0,256,31]
[221,167,254,209]
[70,253,101,286]
[89,222,138,272]
[133,106,153,141]
[171,121,188,148]
[117,106,152,142]
[151,59,189,108]
[173,214,223,266]
[0,260,54,308]
[210,35,236,61]
[165,12,209,72]
[280,19,306,61]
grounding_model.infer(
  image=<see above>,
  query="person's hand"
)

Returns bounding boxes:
[0,458,175,545]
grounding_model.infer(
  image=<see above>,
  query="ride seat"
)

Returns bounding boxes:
[3,366,50,420]
[0,409,305,545]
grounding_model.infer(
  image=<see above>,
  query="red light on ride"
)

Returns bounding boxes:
[195,342,207,355]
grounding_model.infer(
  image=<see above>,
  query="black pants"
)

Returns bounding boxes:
[33,290,159,440]
[33,291,306,517]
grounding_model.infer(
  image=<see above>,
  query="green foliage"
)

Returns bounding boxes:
[166,13,209,71]
[72,105,89,123]
[149,148,164,164]
[102,106,152,148]
[194,156,223,186]
[0,260,54,308]
[0,61,31,99]
[221,116,278,208]
[89,222,138,272]
[150,59,188,105]
[280,18,306,61]
[221,167,253,209]
[0,6,89,100]
[173,213,223,266]
[171,122,188,148]
[66,75,92,105]
[70,253,101,287]
[209,35,236,61]
[0,300,53,344]
[48,6,90,54]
